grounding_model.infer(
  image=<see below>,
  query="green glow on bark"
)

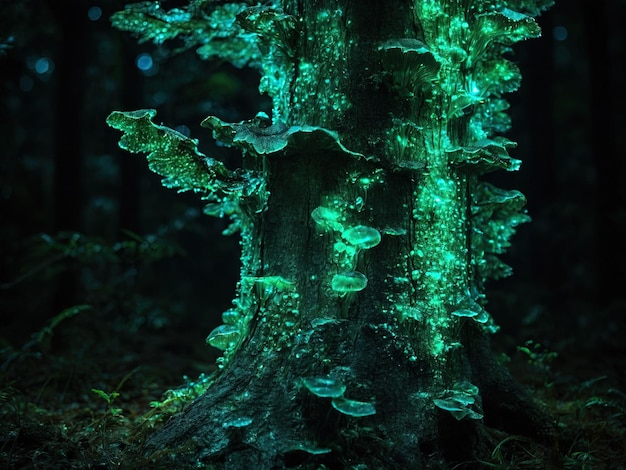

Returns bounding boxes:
[292,8,351,125]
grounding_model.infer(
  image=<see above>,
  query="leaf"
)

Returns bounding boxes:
[91,388,113,403]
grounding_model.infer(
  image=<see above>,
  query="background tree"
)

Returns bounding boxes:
[107,0,557,468]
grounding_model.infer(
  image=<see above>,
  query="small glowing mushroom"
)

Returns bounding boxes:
[331,396,376,417]
[342,225,381,249]
[311,206,344,232]
[206,324,241,350]
[331,271,368,292]
[302,377,346,398]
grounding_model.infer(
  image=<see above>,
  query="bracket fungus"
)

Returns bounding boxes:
[202,114,368,160]
[378,38,441,95]
[470,8,541,63]
[433,381,483,421]
[447,138,520,174]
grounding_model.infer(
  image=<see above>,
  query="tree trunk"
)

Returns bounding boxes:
[127,1,555,467]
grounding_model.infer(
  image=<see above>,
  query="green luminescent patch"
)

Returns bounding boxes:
[291,8,351,124]
[236,5,298,120]
[284,444,332,455]
[451,308,489,323]
[311,206,344,232]
[222,416,253,429]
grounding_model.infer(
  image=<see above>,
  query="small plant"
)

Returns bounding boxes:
[517,340,558,373]
[91,388,123,422]
[517,339,558,388]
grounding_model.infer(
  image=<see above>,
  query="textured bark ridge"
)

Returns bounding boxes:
[108,0,555,468]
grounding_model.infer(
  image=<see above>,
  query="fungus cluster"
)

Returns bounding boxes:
[302,376,376,418]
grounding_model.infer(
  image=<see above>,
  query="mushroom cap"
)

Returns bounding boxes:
[331,271,368,292]
[342,225,381,249]
[302,377,346,398]
[206,324,241,350]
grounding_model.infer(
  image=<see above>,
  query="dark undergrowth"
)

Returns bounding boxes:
[1,304,624,469]
[1,233,624,469]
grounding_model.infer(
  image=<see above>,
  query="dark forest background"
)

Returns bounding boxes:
[1,0,625,467]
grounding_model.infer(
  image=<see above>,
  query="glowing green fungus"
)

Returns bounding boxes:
[206,324,241,350]
[342,225,381,249]
[302,377,346,398]
[331,271,368,293]
[331,396,376,417]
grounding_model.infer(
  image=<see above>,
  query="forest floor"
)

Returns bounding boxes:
[1,300,625,469]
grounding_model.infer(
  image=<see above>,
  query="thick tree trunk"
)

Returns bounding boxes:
[142,1,554,468]
[143,156,551,469]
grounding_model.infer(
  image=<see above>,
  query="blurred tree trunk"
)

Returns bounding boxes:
[118,44,144,235]
[48,1,87,311]
[585,0,624,308]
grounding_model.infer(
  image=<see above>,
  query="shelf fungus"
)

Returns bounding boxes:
[378,38,441,95]
[202,114,369,160]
